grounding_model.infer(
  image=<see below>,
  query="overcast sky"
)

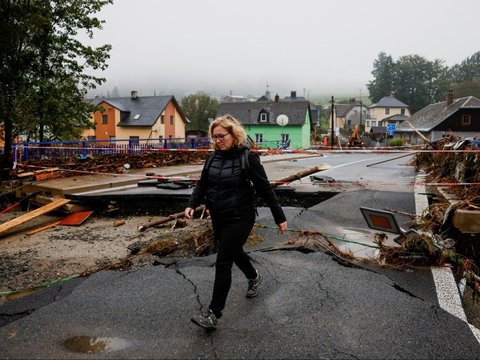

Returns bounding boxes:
[85,0,480,100]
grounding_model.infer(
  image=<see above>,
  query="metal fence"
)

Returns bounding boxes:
[13,137,211,163]
[12,137,294,165]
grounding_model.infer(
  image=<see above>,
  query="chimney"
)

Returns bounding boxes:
[131,90,138,100]
[274,94,279,103]
[446,89,453,106]
[291,91,296,99]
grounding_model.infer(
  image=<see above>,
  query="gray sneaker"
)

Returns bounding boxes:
[246,271,262,298]
[191,310,217,330]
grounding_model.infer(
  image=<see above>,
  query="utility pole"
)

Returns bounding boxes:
[359,89,363,134]
[330,96,335,149]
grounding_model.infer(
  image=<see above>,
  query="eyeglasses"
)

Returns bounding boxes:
[212,133,230,141]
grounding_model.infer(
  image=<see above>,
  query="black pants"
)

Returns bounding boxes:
[209,212,257,318]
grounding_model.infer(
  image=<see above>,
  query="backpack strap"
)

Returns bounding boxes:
[204,151,216,171]
[240,148,249,173]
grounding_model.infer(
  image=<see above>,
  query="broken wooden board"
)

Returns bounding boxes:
[26,220,63,235]
[0,198,71,235]
[35,172,62,181]
[59,210,94,226]
[30,194,91,214]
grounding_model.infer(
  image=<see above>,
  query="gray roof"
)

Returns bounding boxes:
[218,101,311,126]
[397,96,480,132]
[384,114,410,122]
[370,96,409,109]
[91,95,185,127]
[335,104,353,117]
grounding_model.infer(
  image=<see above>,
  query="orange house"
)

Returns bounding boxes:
[83,91,187,142]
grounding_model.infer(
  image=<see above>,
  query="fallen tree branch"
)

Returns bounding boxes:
[138,205,205,232]
[271,164,331,186]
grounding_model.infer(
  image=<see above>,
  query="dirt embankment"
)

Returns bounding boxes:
[0,211,215,304]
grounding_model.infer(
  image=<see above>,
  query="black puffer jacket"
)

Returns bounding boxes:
[187,146,286,224]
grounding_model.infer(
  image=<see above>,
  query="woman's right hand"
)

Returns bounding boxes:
[184,207,195,219]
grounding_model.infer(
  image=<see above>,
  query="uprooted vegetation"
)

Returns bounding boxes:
[362,135,480,298]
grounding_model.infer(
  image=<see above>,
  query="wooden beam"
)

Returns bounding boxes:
[26,220,63,235]
[0,198,71,235]
[405,121,435,148]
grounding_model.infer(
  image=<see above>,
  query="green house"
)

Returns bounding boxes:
[217,93,315,149]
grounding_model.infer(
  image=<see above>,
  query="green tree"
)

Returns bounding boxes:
[392,55,450,112]
[453,79,480,99]
[180,93,219,132]
[449,51,480,83]
[0,0,112,157]
[366,52,394,103]
[367,53,451,113]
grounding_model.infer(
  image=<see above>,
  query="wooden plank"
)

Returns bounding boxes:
[35,172,62,181]
[26,220,63,235]
[0,198,71,235]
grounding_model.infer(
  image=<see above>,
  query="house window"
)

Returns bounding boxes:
[161,115,164,124]
[372,121,377,126]
[170,115,174,125]
[366,120,370,127]
[385,108,390,115]
[259,111,268,123]
[255,134,263,143]
[129,136,139,145]
[462,114,472,126]
[347,120,351,126]
[102,115,108,124]
[401,109,405,115]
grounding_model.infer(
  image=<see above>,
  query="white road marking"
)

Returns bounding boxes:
[415,173,480,343]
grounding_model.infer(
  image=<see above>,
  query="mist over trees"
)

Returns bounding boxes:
[0,0,112,157]
[367,51,480,112]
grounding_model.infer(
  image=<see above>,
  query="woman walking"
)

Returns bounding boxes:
[185,115,287,330]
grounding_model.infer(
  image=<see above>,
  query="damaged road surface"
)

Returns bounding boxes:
[1,152,480,358]
[1,240,479,359]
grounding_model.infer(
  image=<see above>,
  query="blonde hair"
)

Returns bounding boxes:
[209,114,246,150]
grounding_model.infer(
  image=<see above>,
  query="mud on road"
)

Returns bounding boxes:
[0,211,218,304]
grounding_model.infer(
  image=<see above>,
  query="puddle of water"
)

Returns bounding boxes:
[6,287,42,301]
[63,336,129,354]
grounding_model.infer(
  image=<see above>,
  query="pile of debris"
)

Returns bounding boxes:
[370,135,480,299]
[14,151,211,178]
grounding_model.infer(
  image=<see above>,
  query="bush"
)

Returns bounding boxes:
[388,138,404,147]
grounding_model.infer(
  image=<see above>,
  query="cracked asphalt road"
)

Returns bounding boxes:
[1,243,479,359]
[1,200,480,359]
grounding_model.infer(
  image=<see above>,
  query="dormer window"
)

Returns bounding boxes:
[259,110,269,123]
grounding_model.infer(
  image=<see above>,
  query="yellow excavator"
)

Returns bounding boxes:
[348,124,364,147]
